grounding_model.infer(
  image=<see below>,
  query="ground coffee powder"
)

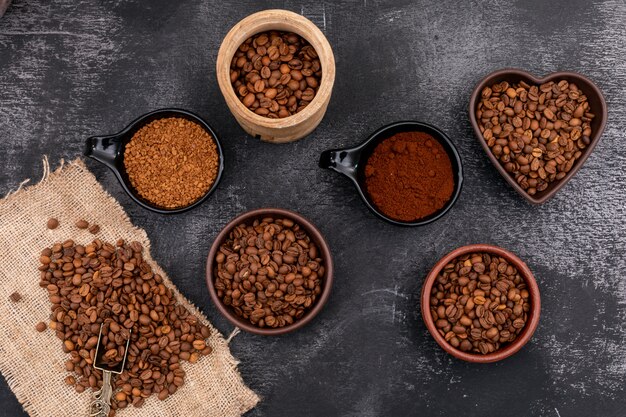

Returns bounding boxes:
[364,131,454,222]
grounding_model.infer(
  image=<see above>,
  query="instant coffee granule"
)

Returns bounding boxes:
[124,117,219,209]
[364,132,454,222]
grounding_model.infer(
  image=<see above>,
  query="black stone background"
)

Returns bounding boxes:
[1,1,625,416]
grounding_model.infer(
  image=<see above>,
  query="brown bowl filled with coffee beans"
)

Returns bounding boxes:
[469,69,607,204]
[421,244,541,363]
[206,208,333,335]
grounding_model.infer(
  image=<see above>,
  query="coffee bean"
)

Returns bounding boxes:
[75,219,89,229]
[214,217,324,329]
[47,218,59,229]
[38,238,212,408]
[35,321,47,332]
[231,31,322,118]
[477,79,594,195]
[9,292,21,302]
[430,252,530,355]
[88,224,100,234]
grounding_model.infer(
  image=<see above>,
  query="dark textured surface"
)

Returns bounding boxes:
[1,1,625,416]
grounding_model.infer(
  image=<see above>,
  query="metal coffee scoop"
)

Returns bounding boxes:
[89,324,131,417]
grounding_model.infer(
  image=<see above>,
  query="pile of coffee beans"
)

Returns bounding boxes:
[214,217,324,328]
[476,79,594,195]
[124,117,219,209]
[38,238,212,412]
[230,31,322,118]
[429,252,530,355]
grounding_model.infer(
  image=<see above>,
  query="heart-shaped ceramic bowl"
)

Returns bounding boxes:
[469,69,607,204]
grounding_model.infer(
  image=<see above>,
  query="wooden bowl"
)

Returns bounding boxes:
[421,244,541,363]
[216,9,336,143]
[469,69,607,204]
[206,208,334,335]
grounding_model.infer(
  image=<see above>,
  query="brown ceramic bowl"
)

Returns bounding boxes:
[469,68,607,204]
[421,244,541,363]
[206,208,333,335]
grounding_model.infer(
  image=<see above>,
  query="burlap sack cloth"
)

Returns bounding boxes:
[0,159,259,417]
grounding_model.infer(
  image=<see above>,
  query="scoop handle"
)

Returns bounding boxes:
[318,147,362,181]
[84,135,123,169]
[89,370,112,417]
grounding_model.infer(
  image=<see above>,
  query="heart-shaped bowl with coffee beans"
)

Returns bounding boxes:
[206,208,333,335]
[421,244,541,363]
[469,69,607,204]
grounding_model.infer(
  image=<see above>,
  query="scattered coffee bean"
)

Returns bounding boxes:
[38,238,212,409]
[214,217,325,328]
[231,31,322,118]
[124,117,219,209]
[35,321,47,332]
[476,79,594,195]
[9,291,21,302]
[75,219,89,229]
[47,218,59,229]
[88,224,100,234]
[429,252,530,355]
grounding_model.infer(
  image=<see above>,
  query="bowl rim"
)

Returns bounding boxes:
[468,68,608,204]
[205,207,334,335]
[420,243,541,363]
[216,9,336,129]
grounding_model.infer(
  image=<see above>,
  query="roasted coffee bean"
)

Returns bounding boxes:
[231,31,322,118]
[39,238,212,409]
[477,79,594,195]
[9,292,21,302]
[75,219,89,229]
[88,224,100,234]
[35,321,47,332]
[214,217,324,329]
[430,252,530,355]
[47,217,59,229]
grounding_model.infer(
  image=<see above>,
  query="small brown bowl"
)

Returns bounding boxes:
[469,68,607,204]
[421,244,541,363]
[206,208,334,335]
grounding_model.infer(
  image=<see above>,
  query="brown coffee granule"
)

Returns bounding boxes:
[124,117,219,209]
[9,292,21,302]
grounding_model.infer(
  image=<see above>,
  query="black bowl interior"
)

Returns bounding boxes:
[354,122,464,226]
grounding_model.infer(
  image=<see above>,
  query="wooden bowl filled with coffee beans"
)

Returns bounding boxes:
[421,244,541,363]
[469,68,607,204]
[206,208,334,335]
[216,9,335,143]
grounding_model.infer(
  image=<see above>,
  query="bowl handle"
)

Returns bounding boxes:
[319,147,361,181]
[84,135,123,169]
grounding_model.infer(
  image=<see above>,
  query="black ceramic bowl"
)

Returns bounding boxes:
[319,121,463,226]
[84,108,224,214]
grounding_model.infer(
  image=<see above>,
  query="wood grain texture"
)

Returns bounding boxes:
[1,1,625,416]
[216,9,336,143]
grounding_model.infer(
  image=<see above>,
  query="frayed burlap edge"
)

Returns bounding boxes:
[0,158,259,417]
